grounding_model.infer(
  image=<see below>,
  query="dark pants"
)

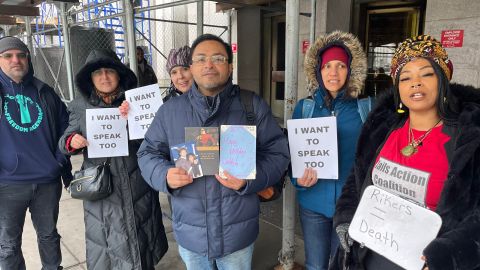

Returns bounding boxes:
[0,181,62,270]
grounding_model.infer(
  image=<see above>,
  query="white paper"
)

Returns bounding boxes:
[86,108,129,158]
[349,186,442,270]
[287,116,338,179]
[124,84,163,139]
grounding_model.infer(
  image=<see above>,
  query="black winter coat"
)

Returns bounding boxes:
[59,50,168,270]
[332,83,480,270]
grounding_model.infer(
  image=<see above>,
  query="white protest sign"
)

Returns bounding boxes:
[287,116,338,179]
[86,108,129,158]
[124,84,163,139]
[349,185,442,270]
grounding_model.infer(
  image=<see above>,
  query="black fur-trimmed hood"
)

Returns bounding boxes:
[75,49,137,101]
[304,31,367,98]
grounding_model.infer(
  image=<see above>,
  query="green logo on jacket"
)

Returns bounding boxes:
[3,94,43,132]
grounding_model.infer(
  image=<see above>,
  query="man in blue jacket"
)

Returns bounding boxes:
[138,34,290,269]
[0,36,71,270]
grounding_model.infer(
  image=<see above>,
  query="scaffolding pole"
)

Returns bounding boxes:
[123,0,138,76]
[59,3,75,101]
[24,16,35,71]
[310,0,316,44]
[279,0,299,269]
[197,0,203,36]
[24,17,34,57]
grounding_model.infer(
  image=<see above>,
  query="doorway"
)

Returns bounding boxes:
[357,1,426,96]
[262,14,285,122]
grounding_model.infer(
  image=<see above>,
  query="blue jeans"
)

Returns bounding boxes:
[178,243,254,270]
[0,181,62,270]
[299,206,339,270]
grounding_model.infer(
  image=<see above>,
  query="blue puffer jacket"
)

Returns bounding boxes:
[137,81,290,259]
[292,31,368,218]
[292,89,362,217]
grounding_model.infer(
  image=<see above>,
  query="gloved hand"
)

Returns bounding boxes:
[336,223,353,252]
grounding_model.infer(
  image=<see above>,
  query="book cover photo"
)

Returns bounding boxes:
[170,141,204,178]
[185,127,219,175]
[219,125,256,180]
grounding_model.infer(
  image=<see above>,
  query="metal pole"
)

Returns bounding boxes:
[197,0,203,36]
[24,17,34,56]
[309,0,316,44]
[280,1,299,270]
[123,0,138,77]
[60,3,75,101]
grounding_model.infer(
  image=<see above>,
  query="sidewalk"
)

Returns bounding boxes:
[23,154,305,269]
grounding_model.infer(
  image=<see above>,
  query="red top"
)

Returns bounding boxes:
[375,119,451,210]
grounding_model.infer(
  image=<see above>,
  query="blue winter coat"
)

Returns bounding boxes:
[294,31,368,218]
[137,81,290,259]
[292,88,363,218]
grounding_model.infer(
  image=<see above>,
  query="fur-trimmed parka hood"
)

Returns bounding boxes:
[304,31,367,98]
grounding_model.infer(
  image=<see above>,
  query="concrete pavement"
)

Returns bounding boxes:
[23,154,305,269]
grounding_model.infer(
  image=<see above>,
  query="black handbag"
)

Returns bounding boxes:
[69,158,112,201]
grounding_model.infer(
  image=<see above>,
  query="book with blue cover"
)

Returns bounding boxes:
[219,125,256,179]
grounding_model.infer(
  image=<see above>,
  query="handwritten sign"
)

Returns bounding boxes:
[125,84,163,139]
[349,186,442,270]
[86,108,129,158]
[287,116,338,179]
[219,125,256,179]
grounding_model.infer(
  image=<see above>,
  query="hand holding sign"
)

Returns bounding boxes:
[215,171,247,191]
[70,133,89,149]
[297,168,318,187]
[119,100,129,118]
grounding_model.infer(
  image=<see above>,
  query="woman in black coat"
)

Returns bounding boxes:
[59,49,168,270]
[332,35,480,270]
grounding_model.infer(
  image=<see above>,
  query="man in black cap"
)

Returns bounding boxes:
[0,36,71,270]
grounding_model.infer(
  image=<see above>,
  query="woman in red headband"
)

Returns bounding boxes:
[291,31,370,270]
[332,35,480,270]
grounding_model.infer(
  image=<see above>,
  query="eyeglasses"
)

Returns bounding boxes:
[0,52,28,60]
[192,55,228,65]
[91,68,117,77]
